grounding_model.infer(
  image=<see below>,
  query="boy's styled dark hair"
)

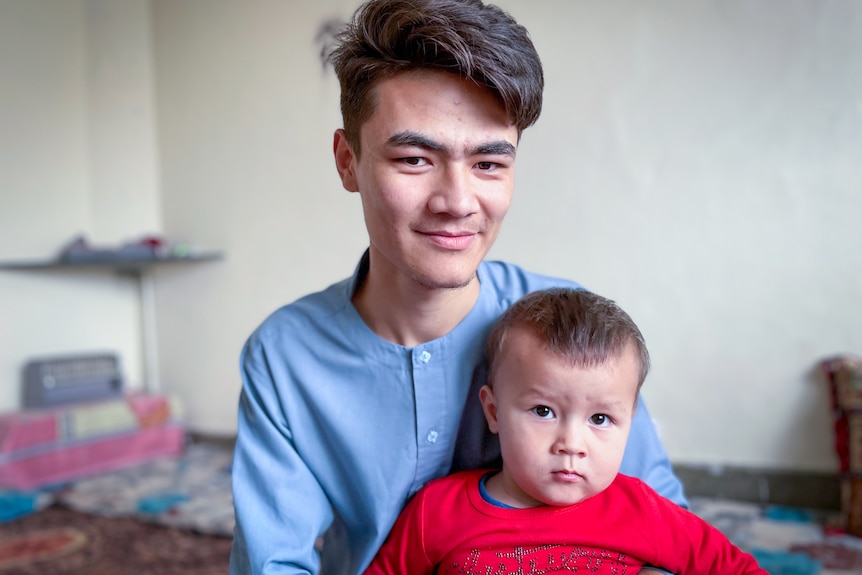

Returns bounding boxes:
[486,288,651,390]
[322,0,544,154]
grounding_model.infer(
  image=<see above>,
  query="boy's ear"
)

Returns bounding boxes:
[479,384,500,434]
[333,129,359,193]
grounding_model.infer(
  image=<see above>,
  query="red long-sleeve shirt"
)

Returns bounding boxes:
[365,469,766,575]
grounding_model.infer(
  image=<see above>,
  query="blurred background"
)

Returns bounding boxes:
[1,0,859,480]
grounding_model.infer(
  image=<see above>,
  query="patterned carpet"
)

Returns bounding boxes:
[0,442,234,574]
[0,505,231,575]
[688,497,862,574]
[3,442,862,574]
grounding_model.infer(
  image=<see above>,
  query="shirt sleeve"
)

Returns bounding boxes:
[362,489,434,575]
[229,337,333,575]
[636,480,767,574]
[620,396,688,508]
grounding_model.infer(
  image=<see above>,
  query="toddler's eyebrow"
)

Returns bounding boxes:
[593,399,631,414]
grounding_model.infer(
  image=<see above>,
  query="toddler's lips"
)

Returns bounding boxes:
[553,470,584,482]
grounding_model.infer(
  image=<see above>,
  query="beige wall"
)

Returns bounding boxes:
[1,0,860,472]
[0,0,161,407]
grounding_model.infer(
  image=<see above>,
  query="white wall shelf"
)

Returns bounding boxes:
[0,252,224,394]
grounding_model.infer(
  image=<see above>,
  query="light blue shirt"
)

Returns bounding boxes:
[229,253,687,575]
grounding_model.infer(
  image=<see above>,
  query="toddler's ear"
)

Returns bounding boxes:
[478,385,500,434]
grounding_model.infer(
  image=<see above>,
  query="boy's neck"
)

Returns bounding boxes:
[352,263,481,347]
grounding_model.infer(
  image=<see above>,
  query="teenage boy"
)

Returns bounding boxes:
[229,2,686,574]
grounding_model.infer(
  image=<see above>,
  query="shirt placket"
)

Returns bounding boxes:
[410,344,448,496]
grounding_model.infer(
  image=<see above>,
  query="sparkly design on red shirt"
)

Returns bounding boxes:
[448,544,630,574]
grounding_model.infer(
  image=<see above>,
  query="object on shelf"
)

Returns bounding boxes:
[22,352,124,409]
[57,234,200,263]
[0,235,222,271]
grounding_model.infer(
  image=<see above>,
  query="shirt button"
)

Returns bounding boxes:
[419,350,431,363]
[426,429,439,443]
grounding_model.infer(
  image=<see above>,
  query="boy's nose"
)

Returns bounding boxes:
[427,165,479,217]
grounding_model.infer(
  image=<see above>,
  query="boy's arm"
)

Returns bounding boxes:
[621,396,688,508]
[624,398,686,575]
[229,340,332,575]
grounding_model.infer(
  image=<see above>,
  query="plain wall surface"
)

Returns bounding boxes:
[0,0,161,408]
[1,0,860,471]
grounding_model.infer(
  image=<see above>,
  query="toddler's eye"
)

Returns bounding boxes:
[531,405,554,419]
[589,414,611,428]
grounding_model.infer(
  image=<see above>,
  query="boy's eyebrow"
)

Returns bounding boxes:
[387,131,516,157]
[474,141,517,157]
[387,131,445,151]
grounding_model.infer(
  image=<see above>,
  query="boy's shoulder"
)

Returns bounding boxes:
[478,260,584,304]
[249,276,354,341]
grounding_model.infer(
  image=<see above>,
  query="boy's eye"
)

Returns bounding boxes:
[476,161,497,171]
[531,405,554,419]
[400,157,427,167]
[589,414,611,428]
